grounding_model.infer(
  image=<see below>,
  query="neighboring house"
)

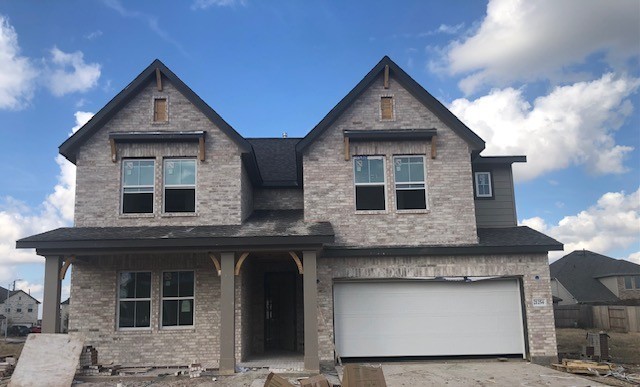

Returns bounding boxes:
[17,56,563,372]
[60,298,70,333]
[0,287,40,327]
[550,250,640,305]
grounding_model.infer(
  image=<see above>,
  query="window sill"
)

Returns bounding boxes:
[116,328,152,333]
[151,121,169,125]
[396,209,430,214]
[354,210,388,215]
[159,326,195,332]
[119,213,155,219]
[161,212,198,218]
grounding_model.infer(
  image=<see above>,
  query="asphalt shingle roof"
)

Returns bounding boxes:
[247,138,300,185]
[550,250,640,303]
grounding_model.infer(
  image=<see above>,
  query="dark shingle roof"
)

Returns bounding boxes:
[247,138,300,186]
[550,250,640,303]
[476,226,562,248]
[16,210,334,253]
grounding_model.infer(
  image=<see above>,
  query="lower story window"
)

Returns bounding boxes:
[118,271,151,328]
[162,271,195,327]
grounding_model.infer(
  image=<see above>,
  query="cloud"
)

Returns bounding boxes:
[84,30,103,40]
[419,23,465,37]
[0,15,38,110]
[45,47,101,97]
[628,252,640,265]
[191,0,246,10]
[521,188,640,261]
[450,73,639,181]
[0,112,91,284]
[441,0,640,94]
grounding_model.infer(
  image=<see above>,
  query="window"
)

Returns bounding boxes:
[164,159,196,213]
[5,308,8,313]
[162,271,194,327]
[16,308,21,313]
[27,308,33,313]
[394,156,427,210]
[354,156,386,211]
[118,272,151,328]
[122,159,155,214]
[624,276,640,289]
[154,98,168,122]
[474,171,493,198]
[381,96,394,120]
[636,276,640,289]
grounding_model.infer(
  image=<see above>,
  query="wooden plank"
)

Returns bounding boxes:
[383,65,389,89]
[380,97,393,120]
[344,137,350,161]
[431,136,437,159]
[234,252,249,275]
[199,137,205,162]
[59,256,75,280]
[154,98,167,122]
[109,138,116,162]
[155,68,162,91]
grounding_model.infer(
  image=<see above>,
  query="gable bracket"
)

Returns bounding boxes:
[431,135,437,159]
[344,136,350,161]
[199,137,206,162]
[155,68,163,91]
[384,65,389,89]
[109,138,117,163]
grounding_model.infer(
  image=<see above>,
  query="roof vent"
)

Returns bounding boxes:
[282,132,288,138]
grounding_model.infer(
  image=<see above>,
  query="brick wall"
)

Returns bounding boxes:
[316,253,558,365]
[74,79,247,227]
[253,188,303,210]
[303,73,478,246]
[617,276,640,300]
[69,254,221,367]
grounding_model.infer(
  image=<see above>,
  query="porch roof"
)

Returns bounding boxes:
[16,210,334,255]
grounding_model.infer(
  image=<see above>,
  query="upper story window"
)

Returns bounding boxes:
[161,271,195,327]
[624,276,640,290]
[118,271,151,329]
[164,159,196,213]
[394,156,427,210]
[153,97,168,122]
[122,159,155,214]
[380,96,394,120]
[354,156,386,211]
[474,171,493,198]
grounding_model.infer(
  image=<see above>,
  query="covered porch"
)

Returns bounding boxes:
[16,210,334,373]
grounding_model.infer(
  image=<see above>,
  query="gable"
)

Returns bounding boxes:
[296,56,485,154]
[59,59,252,164]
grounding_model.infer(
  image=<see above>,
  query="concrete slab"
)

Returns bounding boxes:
[9,334,84,387]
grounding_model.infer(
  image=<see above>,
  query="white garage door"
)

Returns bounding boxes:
[333,279,525,357]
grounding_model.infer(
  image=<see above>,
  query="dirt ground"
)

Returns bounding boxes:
[0,339,24,359]
[556,328,640,366]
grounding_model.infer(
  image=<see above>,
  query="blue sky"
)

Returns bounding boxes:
[0,0,638,304]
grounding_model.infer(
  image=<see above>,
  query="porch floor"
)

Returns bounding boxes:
[238,350,304,372]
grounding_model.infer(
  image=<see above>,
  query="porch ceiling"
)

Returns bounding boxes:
[16,210,334,256]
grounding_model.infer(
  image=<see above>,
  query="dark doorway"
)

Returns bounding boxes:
[264,272,297,351]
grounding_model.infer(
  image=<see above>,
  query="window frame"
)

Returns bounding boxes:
[474,171,494,199]
[153,96,169,123]
[393,155,428,211]
[624,275,640,290]
[117,271,152,330]
[121,158,155,214]
[380,95,395,121]
[160,270,195,329]
[163,158,197,214]
[353,155,387,212]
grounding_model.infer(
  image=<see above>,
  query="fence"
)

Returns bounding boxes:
[553,304,640,332]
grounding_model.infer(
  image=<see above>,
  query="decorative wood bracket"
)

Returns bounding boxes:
[383,65,390,89]
[59,256,75,280]
[431,135,437,159]
[288,252,304,274]
[209,253,221,276]
[155,68,163,91]
[109,138,117,163]
[199,137,205,162]
[344,136,350,161]
[234,252,250,276]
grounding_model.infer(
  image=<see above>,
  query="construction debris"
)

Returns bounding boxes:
[0,356,16,378]
[299,374,331,387]
[189,362,203,378]
[264,372,295,387]
[341,364,386,387]
[551,359,614,375]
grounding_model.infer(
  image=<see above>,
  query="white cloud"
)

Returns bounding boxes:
[419,23,465,37]
[441,0,640,94]
[84,30,103,40]
[521,188,640,261]
[450,73,639,181]
[70,111,94,135]
[0,15,37,110]
[628,252,640,265]
[45,47,101,97]
[0,112,91,284]
[191,0,246,10]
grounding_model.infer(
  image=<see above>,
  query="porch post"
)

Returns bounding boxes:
[219,252,236,374]
[42,256,62,333]
[303,250,320,372]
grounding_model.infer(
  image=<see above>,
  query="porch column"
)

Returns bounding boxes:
[219,252,235,374]
[42,256,62,333]
[303,250,320,372]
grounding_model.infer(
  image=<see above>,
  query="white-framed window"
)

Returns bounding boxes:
[164,159,196,213]
[161,271,195,327]
[353,156,386,211]
[624,276,640,289]
[118,271,151,329]
[474,171,493,198]
[394,155,427,210]
[122,159,155,214]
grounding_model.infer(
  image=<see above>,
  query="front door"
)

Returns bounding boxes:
[264,272,297,351]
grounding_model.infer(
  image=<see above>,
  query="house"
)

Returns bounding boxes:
[16,56,563,372]
[550,250,640,305]
[0,287,40,328]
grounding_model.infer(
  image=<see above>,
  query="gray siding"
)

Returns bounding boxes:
[474,165,517,227]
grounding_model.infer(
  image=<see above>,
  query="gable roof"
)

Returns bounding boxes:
[550,250,640,303]
[59,59,252,164]
[296,56,485,154]
[0,288,40,304]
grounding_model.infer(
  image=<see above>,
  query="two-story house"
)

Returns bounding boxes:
[0,287,40,328]
[17,56,562,372]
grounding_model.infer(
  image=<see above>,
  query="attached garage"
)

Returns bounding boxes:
[333,279,526,358]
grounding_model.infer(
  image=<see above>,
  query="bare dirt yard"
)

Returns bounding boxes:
[556,328,640,366]
[0,339,24,359]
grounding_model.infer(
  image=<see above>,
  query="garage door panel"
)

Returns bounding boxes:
[334,280,525,358]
